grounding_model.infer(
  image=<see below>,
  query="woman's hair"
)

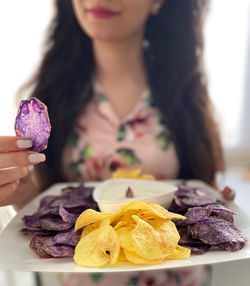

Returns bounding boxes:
[20,0,223,186]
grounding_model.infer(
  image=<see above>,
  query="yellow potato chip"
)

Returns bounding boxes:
[118,248,127,262]
[75,209,113,231]
[116,226,135,252]
[114,209,139,225]
[148,203,186,220]
[74,225,120,267]
[131,215,169,260]
[139,174,155,180]
[80,218,112,239]
[119,200,185,220]
[112,221,128,230]
[148,220,180,255]
[112,168,142,179]
[112,168,155,180]
[123,249,164,265]
[80,222,99,239]
[167,245,191,260]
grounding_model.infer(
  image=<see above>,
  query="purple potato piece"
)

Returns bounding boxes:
[44,244,75,258]
[38,195,59,211]
[173,207,209,226]
[29,235,53,258]
[40,215,73,231]
[30,235,74,258]
[188,218,248,251]
[168,197,188,214]
[53,227,81,247]
[178,227,210,254]
[20,228,57,236]
[15,97,51,152]
[218,241,247,252]
[184,244,211,254]
[169,185,219,213]
[59,204,79,224]
[206,204,235,223]
[22,214,42,229]
[181,195,217,207]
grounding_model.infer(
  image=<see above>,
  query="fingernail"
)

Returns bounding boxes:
[28,154,46,163]
[16,180,20,185]
[28,165,34,172]
[17,139,33,149]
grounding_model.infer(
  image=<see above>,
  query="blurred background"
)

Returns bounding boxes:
[0,0,249,166]
[0,0,249,285]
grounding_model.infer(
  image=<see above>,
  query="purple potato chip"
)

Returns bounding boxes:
[29,235,74,258]
[44,244,75,258]
[173,207,209,226]
[184,244,211,254]
[29,235,53,258]
[188,218,248,251]
[59,204,79,224]
[22,214,42,229]
[53,227,81,247]
[40,215,73,231]
[38,195,59,211]
[15,97,51,152]
[20,228,57,236]
[206,204,235,223]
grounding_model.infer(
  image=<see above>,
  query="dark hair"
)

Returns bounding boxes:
[21,0,223,186]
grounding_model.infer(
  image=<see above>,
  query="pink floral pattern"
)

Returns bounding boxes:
[62,88,179,182]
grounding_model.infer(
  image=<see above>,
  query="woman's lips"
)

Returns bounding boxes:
[87,6,119,19]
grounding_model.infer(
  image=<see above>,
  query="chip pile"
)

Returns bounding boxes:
[73,200,191,268]
[169,184,248,254]
[21,185,98,258]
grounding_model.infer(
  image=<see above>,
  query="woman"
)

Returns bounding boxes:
[0,0,232,285]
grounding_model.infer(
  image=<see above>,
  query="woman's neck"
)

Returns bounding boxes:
[93,32,147,87]
[92,32,149,119]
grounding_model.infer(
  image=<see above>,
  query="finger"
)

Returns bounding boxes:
[0,151,46,168]
[0,136,33,152]
[0,181,19,207]
[221,186,235,201]
[0,166,34,186]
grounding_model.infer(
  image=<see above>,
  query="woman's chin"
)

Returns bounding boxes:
[86,26,126,43]
[90,33,120,43]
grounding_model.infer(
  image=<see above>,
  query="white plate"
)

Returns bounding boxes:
[0,180,249,273]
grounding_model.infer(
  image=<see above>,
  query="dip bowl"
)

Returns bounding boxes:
[93,179,177,213]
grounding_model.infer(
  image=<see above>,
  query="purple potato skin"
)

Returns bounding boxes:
[15,98,51,152]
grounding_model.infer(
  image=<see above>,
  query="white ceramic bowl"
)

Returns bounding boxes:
[93,179,177,213]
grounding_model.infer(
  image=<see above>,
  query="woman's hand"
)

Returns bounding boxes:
[0,136,46,207]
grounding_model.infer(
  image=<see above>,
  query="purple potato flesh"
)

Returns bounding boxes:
[173,207,209,226]
[188,218,248,251]
[44,245,75,258]
[39,215,73,231]
[205,204,235,223]
[20,228,57,236]
[53,227,81,247]
[59,205,79,224]
[30,235,74,258]
[15,97,51,152]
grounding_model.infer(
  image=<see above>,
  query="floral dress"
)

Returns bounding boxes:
[60,85,211,286]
